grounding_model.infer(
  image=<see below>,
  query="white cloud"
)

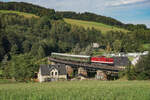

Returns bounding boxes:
[10,0,108,13]
[106,0,147,6]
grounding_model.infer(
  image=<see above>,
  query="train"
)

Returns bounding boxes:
[51,52,114,65]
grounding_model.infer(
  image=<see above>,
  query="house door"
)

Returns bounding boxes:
[51,78,58,81]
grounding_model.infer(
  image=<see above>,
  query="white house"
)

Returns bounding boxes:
[92,43,100,48]
[38,64,67,82]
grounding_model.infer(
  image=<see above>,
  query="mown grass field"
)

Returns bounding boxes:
[0,80,150,100]
[64,18,129,34]
[0,10,39,18]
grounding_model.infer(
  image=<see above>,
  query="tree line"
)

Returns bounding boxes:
[0,1,61,20]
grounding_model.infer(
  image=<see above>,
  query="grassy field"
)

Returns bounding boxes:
[143,43,150,50]
[64,18,129,34]
[0,70,2,75]
[0,10,39,18]
[0,80,150,100]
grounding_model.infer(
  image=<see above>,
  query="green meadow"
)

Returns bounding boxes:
[143,43,150,50]
[0,10,39,18]
[0,80,150,100]
[64,18,128,34]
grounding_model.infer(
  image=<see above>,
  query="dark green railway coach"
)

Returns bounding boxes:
[51,53,91,63]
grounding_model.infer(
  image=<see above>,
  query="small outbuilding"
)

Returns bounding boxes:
[38,64,67,82]
[113,57,131,66]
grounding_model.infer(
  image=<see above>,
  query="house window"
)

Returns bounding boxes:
[52,72,53,76]
[55,72,57,75]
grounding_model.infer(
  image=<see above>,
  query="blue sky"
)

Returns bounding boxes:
[1,0,150,28]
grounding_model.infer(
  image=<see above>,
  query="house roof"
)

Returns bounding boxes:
[40,64,67,76]
[40,65,50,76]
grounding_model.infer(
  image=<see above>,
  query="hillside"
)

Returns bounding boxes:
[57,11,149,31]
[0,1,61,20]
[0,10,39,18]
[64,18,128,33]
[0,1,148,31]
[0,10,128,33]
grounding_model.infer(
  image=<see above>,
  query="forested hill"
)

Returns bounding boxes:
[56,11,124,27]
[0,1,61,20]
[0,1,149,31]
[56,11,148,31]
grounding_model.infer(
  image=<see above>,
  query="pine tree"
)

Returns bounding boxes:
[11,44,19,55]
[38,45,46,59]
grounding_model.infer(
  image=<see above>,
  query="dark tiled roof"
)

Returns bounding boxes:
[56,64,67,75]
[40,64,67,76]
[40,64,50,76]
[113,57,131,66]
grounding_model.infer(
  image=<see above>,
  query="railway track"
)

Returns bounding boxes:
[48,57,125,72]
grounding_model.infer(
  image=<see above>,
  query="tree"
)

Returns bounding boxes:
[38,45,46,59]
[0,33,7,60]
[113,40,122,52]
[3,54,38,81]
[83,44,93,56]
[30,43,39,56]
[0,19,2,30]
[11,44,19,55]
[31,42,47,59]
[72,44,81,54]
[22,40,32,53]
[0,54,10,69]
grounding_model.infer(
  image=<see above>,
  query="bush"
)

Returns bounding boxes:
[3,54,38,81]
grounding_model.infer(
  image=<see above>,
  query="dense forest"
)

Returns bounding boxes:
[0,1,150,81]
[0,13,149,61]
[0,13,103,59]
[0,13,102,80]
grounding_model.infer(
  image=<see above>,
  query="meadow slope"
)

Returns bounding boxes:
[64,18,129,34]
[0,10,39,18]
[0,80,150,100]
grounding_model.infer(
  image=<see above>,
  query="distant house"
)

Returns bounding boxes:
[38,64,67,82]
[113,57,131,66]
[92,43,99,48]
